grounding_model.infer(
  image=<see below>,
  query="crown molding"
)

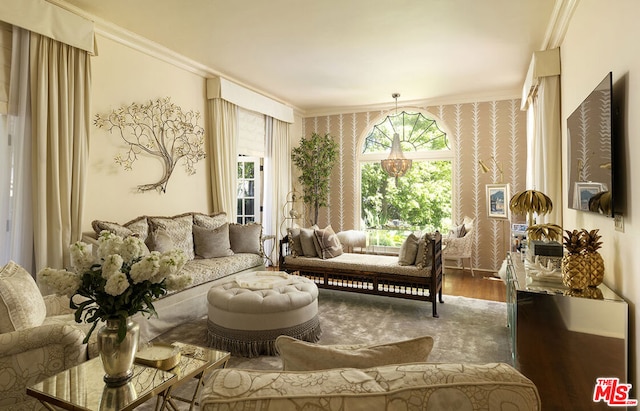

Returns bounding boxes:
[302,89,522,118]
[543,0,580,49]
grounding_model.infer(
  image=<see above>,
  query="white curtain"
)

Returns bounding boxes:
[264,116,291,264]
[526,75,562,225]
[31,32,91,270]
[0,27,33,271]
[207,98,238,221]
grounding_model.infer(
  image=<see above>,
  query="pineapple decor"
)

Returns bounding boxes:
[583,229,605,287]
[561,229,605,290]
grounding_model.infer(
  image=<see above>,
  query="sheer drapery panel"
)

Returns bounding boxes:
[264,116,291,264]
[525,76,561,225]
[0,27,33,271]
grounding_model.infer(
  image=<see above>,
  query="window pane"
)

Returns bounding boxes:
[246,181,254,197]
[237,198,243,215]
[361,160,452,244]
[363,111,449,154]
[245,162,254,178]
[237,162,244,178]
[245,199,255,215]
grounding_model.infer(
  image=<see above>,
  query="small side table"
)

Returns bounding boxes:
[158,342,230,411]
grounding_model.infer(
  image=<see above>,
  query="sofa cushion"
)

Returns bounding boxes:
[398,233,420,265]
[229,223,262,255]
[276,335,434,371]
[193,224,234,258]
[0,261,47,333]
[313,225,343,259]
[416,232,434,269]
[286,227,304,257]
[148,214,195,260]
[199,363,541,411]
[92,216,149,241]
[299,226,319,257]
[193,212,228,230]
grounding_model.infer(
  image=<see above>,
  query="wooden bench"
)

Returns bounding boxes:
[279,231,443,317]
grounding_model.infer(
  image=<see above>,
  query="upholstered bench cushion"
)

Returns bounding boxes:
[283,253,432,278]
[199,363,542,411]
[207,275,321,357]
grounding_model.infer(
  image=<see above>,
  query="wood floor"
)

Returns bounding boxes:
[443,266,506,302]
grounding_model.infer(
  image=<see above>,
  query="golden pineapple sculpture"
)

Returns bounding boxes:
[561,228,605,290]
[583,229,604,287]
[561,229,588,290]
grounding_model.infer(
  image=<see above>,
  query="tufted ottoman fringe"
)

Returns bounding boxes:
[206,316,321,358]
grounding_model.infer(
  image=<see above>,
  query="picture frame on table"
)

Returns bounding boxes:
[486,184,510,219]
[573,182,607,210]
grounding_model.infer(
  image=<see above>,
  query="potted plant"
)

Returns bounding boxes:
[291,132,338,225]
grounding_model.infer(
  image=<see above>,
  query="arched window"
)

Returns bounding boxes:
[360,109,453,249]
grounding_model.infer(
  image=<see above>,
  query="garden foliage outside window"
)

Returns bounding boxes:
[361,110,452,248]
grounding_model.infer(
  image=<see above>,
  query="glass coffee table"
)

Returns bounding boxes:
[159,342,231,411]
[27,342,230,411]
[26,358,176,410]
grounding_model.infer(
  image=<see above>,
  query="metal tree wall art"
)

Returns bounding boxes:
[95,97,206,193]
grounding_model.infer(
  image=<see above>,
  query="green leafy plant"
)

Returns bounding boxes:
[291,132,338,225]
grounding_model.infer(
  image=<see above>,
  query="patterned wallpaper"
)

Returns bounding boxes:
[301,98,527,272]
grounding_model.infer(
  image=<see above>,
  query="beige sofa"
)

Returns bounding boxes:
[78,211,265,342]
[199,362,541,410]
[200,334,540,410]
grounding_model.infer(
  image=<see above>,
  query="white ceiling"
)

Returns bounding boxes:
[59,0,558,114]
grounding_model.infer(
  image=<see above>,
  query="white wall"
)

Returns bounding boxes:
[86,34,210,231]
[562,0,640,386]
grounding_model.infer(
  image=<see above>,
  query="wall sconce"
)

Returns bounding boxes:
[478,157,503,183]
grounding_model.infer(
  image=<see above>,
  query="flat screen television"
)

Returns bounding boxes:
[567,72,614,217]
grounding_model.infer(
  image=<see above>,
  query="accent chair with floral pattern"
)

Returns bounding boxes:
[0,261,92,410]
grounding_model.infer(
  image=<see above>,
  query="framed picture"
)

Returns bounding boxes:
[573,182,607,210]
[486,184,510,219]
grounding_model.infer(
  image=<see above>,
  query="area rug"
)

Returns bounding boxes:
[152,288,511,369]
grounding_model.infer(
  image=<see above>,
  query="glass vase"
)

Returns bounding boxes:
[97,317,140,386]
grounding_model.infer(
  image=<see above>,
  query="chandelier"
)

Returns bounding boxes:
[381,93,412,179]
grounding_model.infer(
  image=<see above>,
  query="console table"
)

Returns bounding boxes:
[505,253,629,410]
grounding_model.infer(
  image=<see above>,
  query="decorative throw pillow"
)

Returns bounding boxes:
[276,335,434,371]
[124,216,150,240]
[193,212,228,230]
[193,224,234,258]
[398,233,420,266]
[91,220,133,238]
[0,261,47,333]
[458,224,467,238]
[228,223,263,255]
[92,216,149,241]
[148,214,195,260]
[299,226,319,257]
[287,227,304,257]
[415,232,434,269]
[314,225,343,259]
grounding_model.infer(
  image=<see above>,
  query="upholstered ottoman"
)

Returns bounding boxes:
[206,272,321,357]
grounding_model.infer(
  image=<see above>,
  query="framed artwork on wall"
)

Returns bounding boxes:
[486,184,510,219]
[573,182,607,211]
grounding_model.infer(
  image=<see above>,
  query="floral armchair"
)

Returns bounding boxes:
[0,261,93,410]
[442,216,475,276]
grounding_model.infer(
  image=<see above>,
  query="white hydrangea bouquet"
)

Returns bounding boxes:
[39,231,191,343]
